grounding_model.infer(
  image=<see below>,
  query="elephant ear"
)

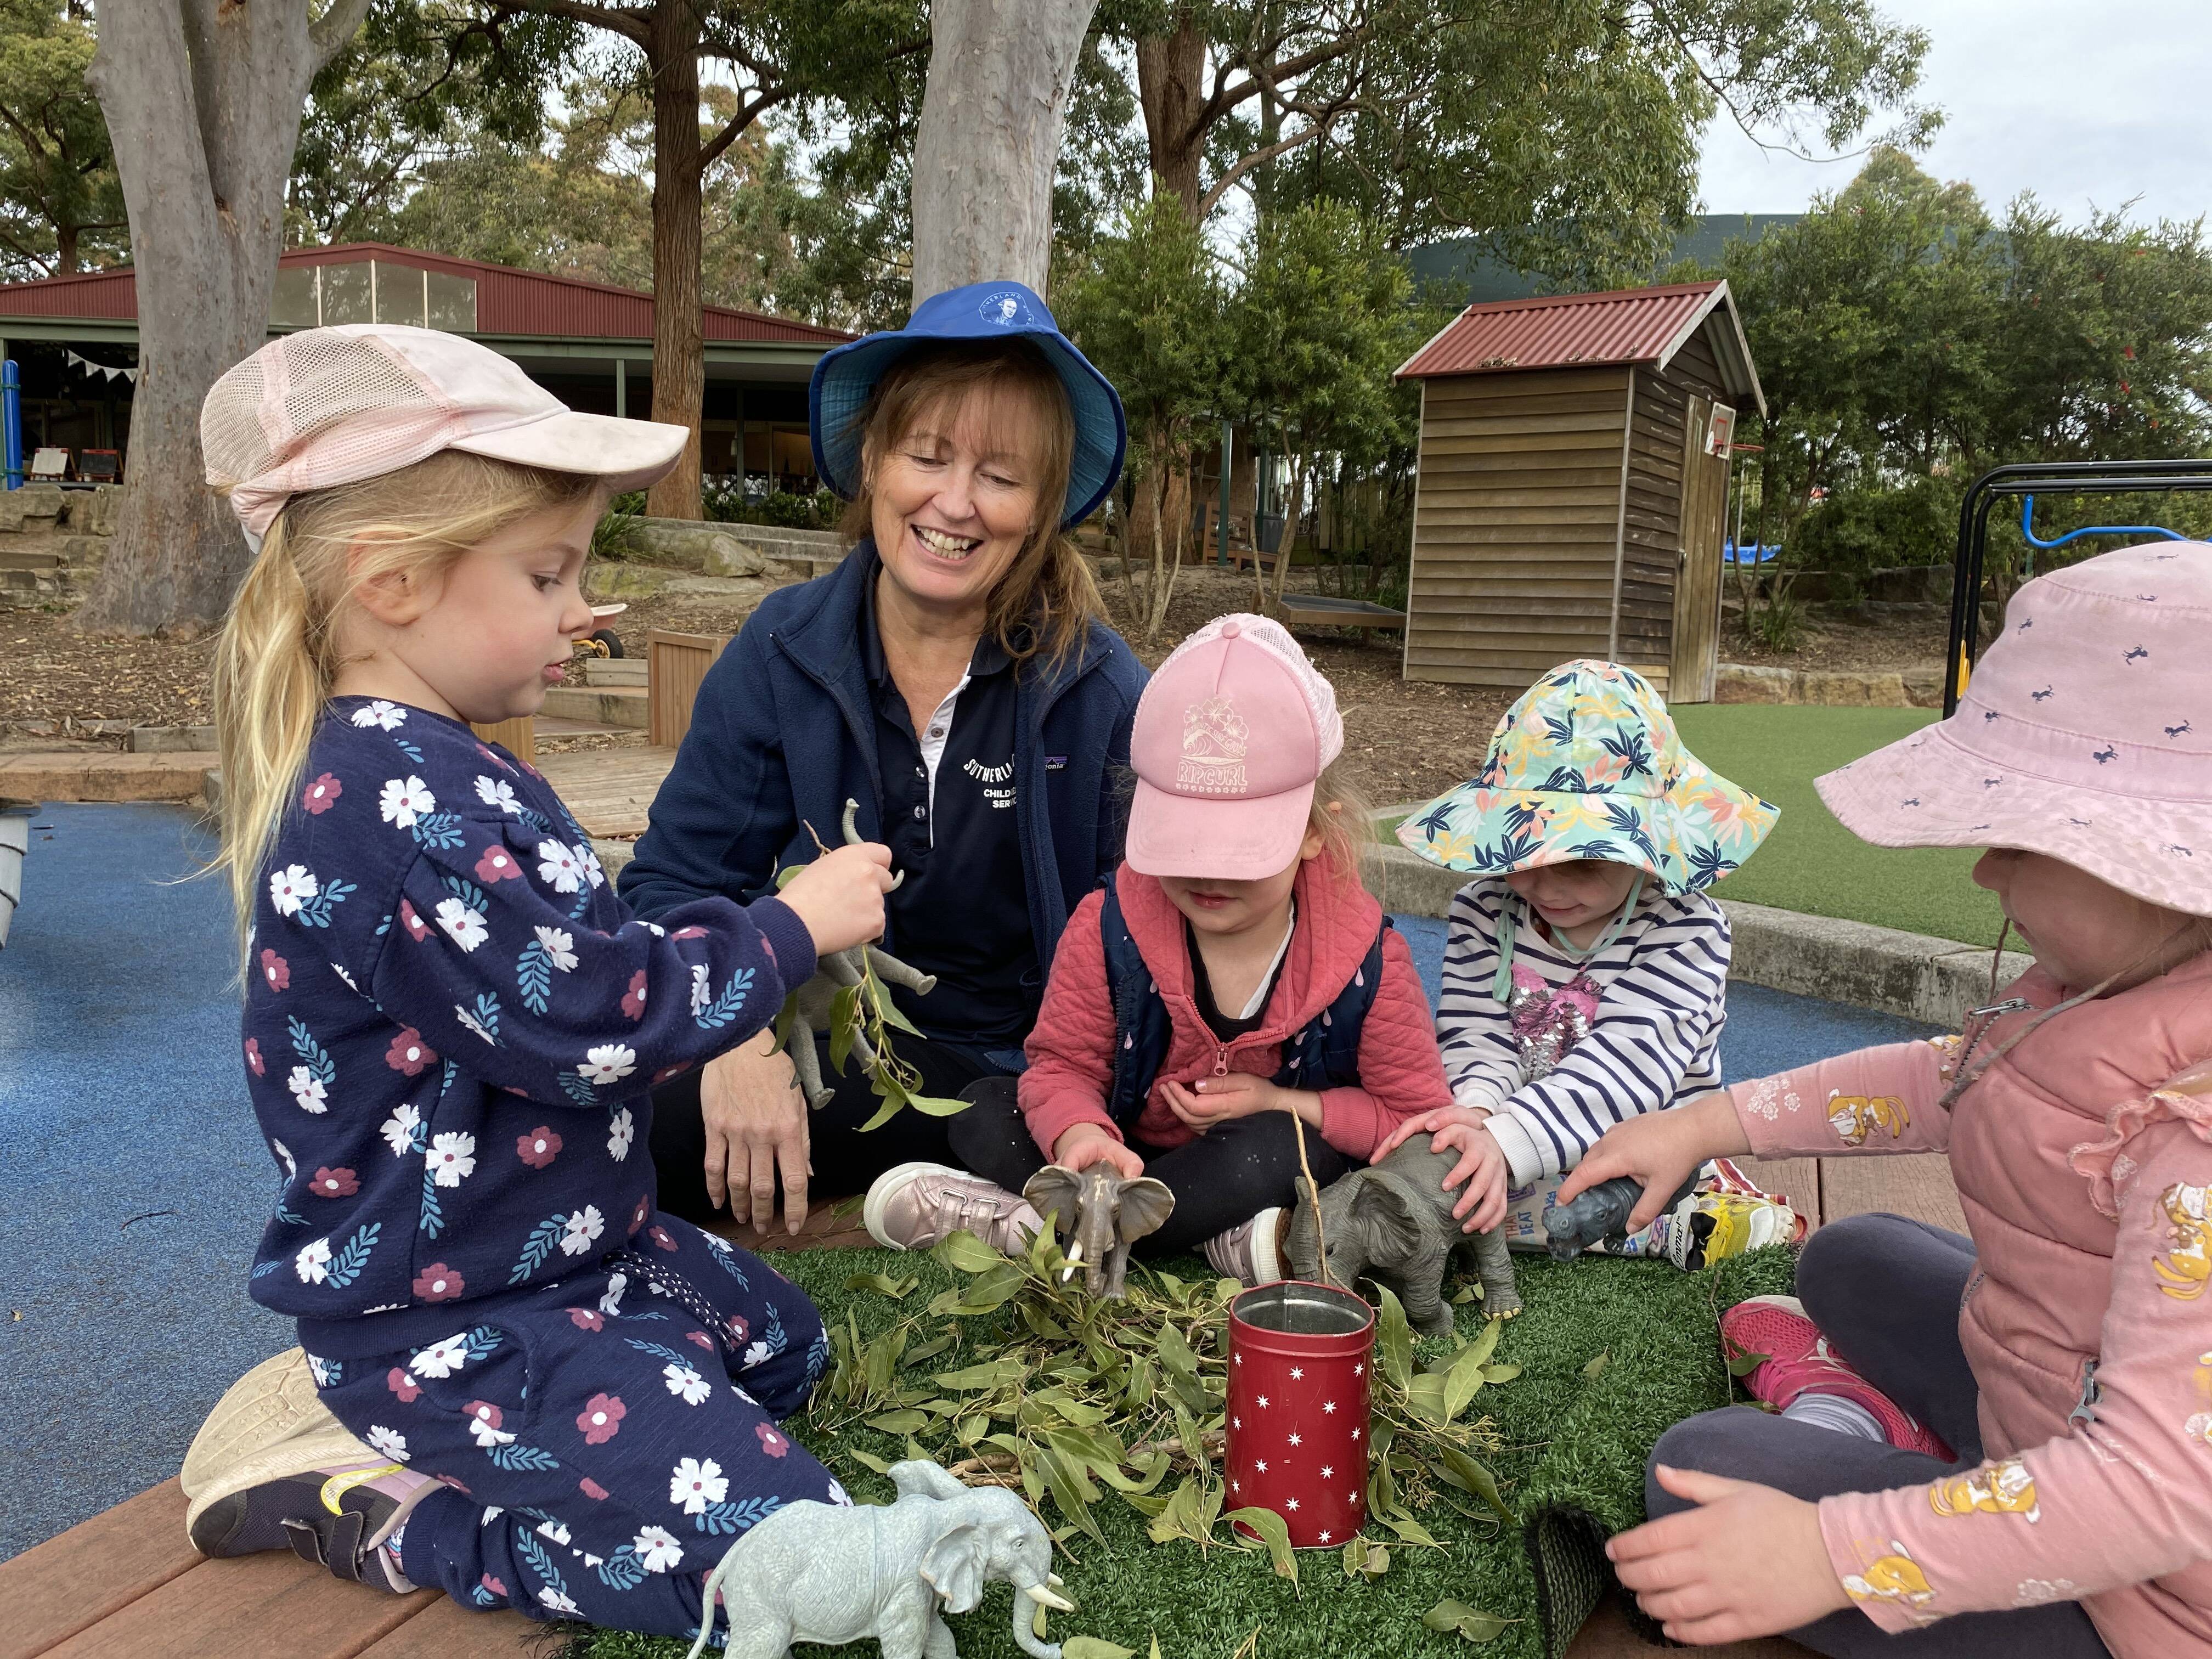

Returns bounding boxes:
[1023,1165,1084,1234]
[1115,1175,1175,1244]
[1357,1173,1428,1266]
[919,1520,986,1613]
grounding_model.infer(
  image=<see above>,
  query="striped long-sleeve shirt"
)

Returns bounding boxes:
[1436,876,1733,1188]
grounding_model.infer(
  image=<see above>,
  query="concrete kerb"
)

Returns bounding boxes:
[1358,840,2024,1030]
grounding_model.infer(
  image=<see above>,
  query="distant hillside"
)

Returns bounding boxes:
[1407,214,1802,302]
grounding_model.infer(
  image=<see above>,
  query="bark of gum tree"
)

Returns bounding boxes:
[1134,9,1205,221]
[909,0,1099,303]
[77,0,374,635]
[645,2,706,521]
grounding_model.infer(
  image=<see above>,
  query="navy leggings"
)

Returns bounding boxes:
[1645,1213,2110,1657]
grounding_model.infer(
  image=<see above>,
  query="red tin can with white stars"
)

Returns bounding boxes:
[1224,1280,1374,1548]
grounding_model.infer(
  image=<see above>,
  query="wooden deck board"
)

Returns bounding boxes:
[1819,1154,1968,1236]
[1747,1156,1823,1232]
[354,1595,536,1656]
[41,1550,437,1659]
[0,1480,202,1659]
[534,744,676,839]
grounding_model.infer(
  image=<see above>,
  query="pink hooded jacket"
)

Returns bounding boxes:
[1020,860,1453,1160]
[1728,950,2212,1657]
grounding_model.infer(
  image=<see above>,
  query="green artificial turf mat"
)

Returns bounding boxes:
[1671,706,2006,947]
[567,1244,1795,1659]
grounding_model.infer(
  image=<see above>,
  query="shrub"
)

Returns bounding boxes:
[1786,475,1958,579]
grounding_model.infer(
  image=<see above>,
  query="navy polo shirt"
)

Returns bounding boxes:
[863,601,1038,1045]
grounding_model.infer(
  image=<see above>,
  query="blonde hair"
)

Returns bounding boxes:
[1308,755,1374,878]
[838,338,1105,673]
[210,450,600,971]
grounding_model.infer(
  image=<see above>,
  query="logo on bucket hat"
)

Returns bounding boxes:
[975,287,1033,328]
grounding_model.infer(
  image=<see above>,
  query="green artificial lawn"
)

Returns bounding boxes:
[1670,706,2004,947]
[568,1244,1795,1659]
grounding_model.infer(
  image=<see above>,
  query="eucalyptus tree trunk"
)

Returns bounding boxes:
[77,0,374,634]
[1134,8,1205,219]
[910,0,1098,302]
[644,2,706,520]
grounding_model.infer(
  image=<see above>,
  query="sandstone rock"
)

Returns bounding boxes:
[129,723,220,753]
[1799,670,1910,707]
[586,563,678,600]
[618,517,768,575]
[700,535,768,577]
[1713,663,1795,704]
[1900,665,1944,708]
[69,486,122,536]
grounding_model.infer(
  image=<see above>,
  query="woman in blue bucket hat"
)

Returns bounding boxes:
[618,280,1148,1240]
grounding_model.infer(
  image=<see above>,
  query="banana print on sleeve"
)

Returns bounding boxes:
[1929,1456,2041,1523]
[1828,1092,1909,1148]
[2152,1182,2211,1301]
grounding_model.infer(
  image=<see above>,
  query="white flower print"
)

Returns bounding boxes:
[538,1587,582,1617]
[427,1131,478,1188]
[633,1525,684,1573]
[379,776,436,828]
[599,1272,627,1315]
[409,1335,469,1379]
[663,1363,713,1406]
[268,864,318,917]
[454,1002,495,1044]
[467,1413,514,1450]
[474,775,522,815]
[287,1066,329,1114]
[690,963,712,1017]
[534,926,578,973]
[607,1107,635,1163]
[578,842,606,889]
[644,922,666,937]
[742,1340,771,1370]
[536,839,585,893]
[272,1139,296,1178]
[433,896,488,952]
[1744,1078,1784,1122]
[365,1425,410,1463]
[560,1204,605,1256]
[306,1353,339,1387]
[351,699,408,731]
[2014,1579,2079,1608]
[669,1456,728,1514]
[827,1479,853,1507]
[380,1103,422,1157]
[534,1517,572,1545]
[579,1044,636,1086]
[330,963,358,992]
[295,1238,332,1283]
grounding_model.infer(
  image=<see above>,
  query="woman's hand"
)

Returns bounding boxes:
[1607,1466,1852,1645]
[1555,1091,1752,1233]
[1053,1124,1145,1179]
[701,1032,812,1232]
[778,842,896,957]
[1161,1073,1303,1130]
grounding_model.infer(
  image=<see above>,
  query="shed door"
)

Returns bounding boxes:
[1671,396,1734,702]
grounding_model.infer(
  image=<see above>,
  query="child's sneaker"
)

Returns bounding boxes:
[1201,1207,1286,1286]
[190,1458,432,1590]
[864,1162,1045,1254]
[1722,1294,1952,1459]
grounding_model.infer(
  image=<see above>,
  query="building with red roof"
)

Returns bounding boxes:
[0,242,855,492]
[1395,280,1765,699]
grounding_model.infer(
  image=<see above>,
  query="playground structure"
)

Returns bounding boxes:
[1944,458,2212,715]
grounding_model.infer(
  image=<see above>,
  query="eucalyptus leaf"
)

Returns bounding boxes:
[1434,1445,1513,1521]
[827,981,862,1075]
[1379,1511,1441,1547]
[1224,1506,1299,1582]
[1156,1321,1200,1376]
[1375,1285,1414,1390]
[1727,1350,1771,1377]
[864,1409,931,1434]
[1480,1362,1521,1384]
[856,1066,911,1132]
[906,1092,973,1116]
[845,1271,919,1299]
[934,1356,1029,1391]
[903,1328,958,1367]
[1341,1536,1391,1581]
[847,1447,893,1474]
[1582,1351,1610,1380]
[1421,1601,1514,1644]
[1062,1640,1136,1659]
[933,1229,1009,1274]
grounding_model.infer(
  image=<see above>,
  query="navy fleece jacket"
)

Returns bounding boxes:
[616,544,1147,992]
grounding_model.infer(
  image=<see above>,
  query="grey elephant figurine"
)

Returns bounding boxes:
[1022,1163,1175,1299]
[689,1459,1073,1659]
[779,801,940,1110]
[1286,1137,1521,1338]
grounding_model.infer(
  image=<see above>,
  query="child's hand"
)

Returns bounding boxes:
[778,842,896,956]
[1607,1466,1851,1644]
[1161,1073,1284,1128]
[1429,1118,1510,1233]
[1374,1103,1487,1162]
[1053,1124,1144,1179]
[1556,1091,1751,1232]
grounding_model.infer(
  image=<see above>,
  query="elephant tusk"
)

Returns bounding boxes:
[1026,1583,1076,1613]
[1060,1240,1081,1283]
[1046,1573,1066,1590]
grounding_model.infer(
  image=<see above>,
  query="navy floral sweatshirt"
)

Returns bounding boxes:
[242,695,815,1353]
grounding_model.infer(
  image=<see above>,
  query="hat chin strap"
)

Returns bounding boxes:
[1491,872,1646,1001]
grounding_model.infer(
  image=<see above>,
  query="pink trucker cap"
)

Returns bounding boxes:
[1125,614,1344,881]
[202,325,689,545]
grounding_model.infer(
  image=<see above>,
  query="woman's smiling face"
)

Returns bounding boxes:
[868,377,1047,620]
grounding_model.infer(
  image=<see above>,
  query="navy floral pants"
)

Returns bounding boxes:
[308,1211,841,1640]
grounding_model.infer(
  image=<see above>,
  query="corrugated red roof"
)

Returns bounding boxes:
[0,241,853,346]
[1396,279,1762,411]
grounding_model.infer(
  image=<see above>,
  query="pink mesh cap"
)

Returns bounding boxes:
[1125,613,1344,881]
[202,325,689,544]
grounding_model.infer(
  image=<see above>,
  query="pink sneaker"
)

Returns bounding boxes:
[1201,1207,1286,1287]
[1722,1294,1953,1459]
[863,1162,1045,1255]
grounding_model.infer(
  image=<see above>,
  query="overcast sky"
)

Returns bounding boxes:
[1697,0,2212,225]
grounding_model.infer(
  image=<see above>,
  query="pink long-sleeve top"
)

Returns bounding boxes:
[1726,950,2212,1657]
[1019,859,1452,1162]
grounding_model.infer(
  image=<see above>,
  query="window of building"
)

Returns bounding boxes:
[320,261,373,325]
[373,261,426,328]
[267,258,477,332]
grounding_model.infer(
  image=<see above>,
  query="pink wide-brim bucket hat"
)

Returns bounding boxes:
[1815,541,2212,917]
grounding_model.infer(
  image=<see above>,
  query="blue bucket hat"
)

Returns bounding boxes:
[808,280,1127,528]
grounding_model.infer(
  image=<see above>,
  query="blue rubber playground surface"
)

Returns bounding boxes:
[0,805,1939,1562]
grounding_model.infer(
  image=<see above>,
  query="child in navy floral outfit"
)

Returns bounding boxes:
[181,325,895,1641]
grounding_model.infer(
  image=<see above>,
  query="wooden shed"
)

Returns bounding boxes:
[1395,280,1764,701]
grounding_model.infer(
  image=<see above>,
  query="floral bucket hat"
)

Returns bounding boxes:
[1397,660,1779,894]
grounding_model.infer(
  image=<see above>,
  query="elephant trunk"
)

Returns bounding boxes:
[1011,1572,1073,1659]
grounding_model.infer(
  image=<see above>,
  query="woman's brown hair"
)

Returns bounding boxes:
[837,338,1105,673]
